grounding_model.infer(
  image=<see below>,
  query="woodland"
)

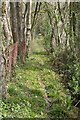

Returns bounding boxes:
[0,1,80,119]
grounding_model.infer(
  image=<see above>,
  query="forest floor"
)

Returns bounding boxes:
[2,38,78,118]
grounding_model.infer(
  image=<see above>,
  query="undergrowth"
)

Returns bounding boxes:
[1,39,78,118]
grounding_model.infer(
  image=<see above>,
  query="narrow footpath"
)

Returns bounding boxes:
[3,39,77,118]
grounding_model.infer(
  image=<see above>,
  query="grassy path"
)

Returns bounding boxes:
[2,39,77,118]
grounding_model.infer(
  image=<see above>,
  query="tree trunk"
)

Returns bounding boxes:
[50,28,54,53]
[1,2,12,99]
[2,2,11,46]
[26,1,32,48]
[16,2,23,42]
[10,2,19,43]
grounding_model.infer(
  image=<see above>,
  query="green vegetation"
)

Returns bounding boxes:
[1,2,80,119]
[1,39,78,118]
